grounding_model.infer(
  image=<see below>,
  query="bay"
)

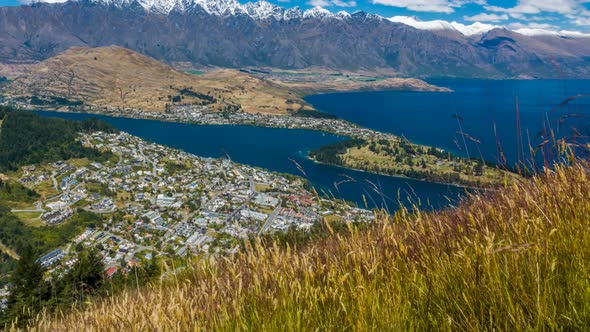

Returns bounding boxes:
[36,111,466,211]
[306,79,590,166]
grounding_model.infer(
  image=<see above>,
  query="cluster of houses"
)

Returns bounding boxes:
[41,209,73,225]
[36,249,65,268]
[14,131,373,281]
[20,173,48,185]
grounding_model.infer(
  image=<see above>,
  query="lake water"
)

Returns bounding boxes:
[38,79,590,211]
[37,111,465,211]
[307,79,590,166]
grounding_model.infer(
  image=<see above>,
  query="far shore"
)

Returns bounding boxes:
[307,155,487,191]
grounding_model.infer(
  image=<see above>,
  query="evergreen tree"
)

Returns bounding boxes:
[2,244,49,325]
[63,249,105,299]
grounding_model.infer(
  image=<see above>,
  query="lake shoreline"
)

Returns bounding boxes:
[307,155,489,191]
[27,107,502,187]
[32,110,469,209]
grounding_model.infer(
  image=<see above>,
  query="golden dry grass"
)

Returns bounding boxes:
[0,63,31,80]
[5,46,310,115]
[14,162,590,331]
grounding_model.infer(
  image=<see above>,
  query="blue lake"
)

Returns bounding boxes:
[38,79,590,211]
[37,111,465,211]
[307,79,590,165]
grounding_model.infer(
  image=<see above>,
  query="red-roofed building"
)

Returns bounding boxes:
[105,266,118,278]
[299,196,313,206]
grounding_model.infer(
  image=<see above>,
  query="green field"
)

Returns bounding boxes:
[13,211,44,227]
[310,138,518,187]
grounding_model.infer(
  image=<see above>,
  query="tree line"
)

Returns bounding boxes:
[0,107,118,172]
[309,139,366,165]
[1,242,160,328]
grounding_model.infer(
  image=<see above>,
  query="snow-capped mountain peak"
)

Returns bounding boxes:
[243,1,284,20]
[388,15,590,38]
[283,6,303,20]
[303,6,334,19]
[388,16,497,36]
[80,0,356,21]
[194,0,243,16]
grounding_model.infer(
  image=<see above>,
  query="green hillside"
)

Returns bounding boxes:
[0,108,116,172]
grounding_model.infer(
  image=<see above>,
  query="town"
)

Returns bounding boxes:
[1,96,399,142]
[6,131,374,284]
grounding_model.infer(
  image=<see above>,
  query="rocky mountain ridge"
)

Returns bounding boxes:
[1,0,590,78]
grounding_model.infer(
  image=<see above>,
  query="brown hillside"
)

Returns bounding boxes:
[5,46,311,114]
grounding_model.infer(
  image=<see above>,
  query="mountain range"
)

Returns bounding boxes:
[2,0,590,78]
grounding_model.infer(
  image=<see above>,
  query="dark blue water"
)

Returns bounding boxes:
[37,111,465,211]
[307,79,590,166]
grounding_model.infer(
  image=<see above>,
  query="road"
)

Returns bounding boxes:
[138,144,158,177]
[249,176,255,192]
[50,171,58,190]
[225,192,256,223]
[10,208,42,213]
[223,177,259,223]
[11,201,45,214]
[259,201,282,235]
[138,143,160,192]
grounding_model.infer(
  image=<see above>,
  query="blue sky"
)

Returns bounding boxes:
[1,0,589,33]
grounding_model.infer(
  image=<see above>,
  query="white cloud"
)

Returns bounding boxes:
[573,16,590,25]
[514,27,590,37]
[372,0,484,14]
[486,0,582,15]
[389,15,590,38]
[508,22,558,30]
[308,0,356,7]
[331,0,357,7]
[18,0,68,3]
[464,13,508,22]
[569,9,590,26]
[485,0,590,32]
[307,0,329,6]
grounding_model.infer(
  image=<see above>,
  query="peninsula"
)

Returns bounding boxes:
[309,138,518,188]
[0,46,513,188]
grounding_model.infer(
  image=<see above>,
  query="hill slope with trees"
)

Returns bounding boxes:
[0,107,116,172]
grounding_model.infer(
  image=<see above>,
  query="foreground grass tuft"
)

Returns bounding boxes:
[18,163,590,331]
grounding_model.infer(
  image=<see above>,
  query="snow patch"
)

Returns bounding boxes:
[388,16,590,38]
[388,16,497,36]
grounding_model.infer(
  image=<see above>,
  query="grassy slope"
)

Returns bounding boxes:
[5,46,311,115]
[22,163,590,331]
